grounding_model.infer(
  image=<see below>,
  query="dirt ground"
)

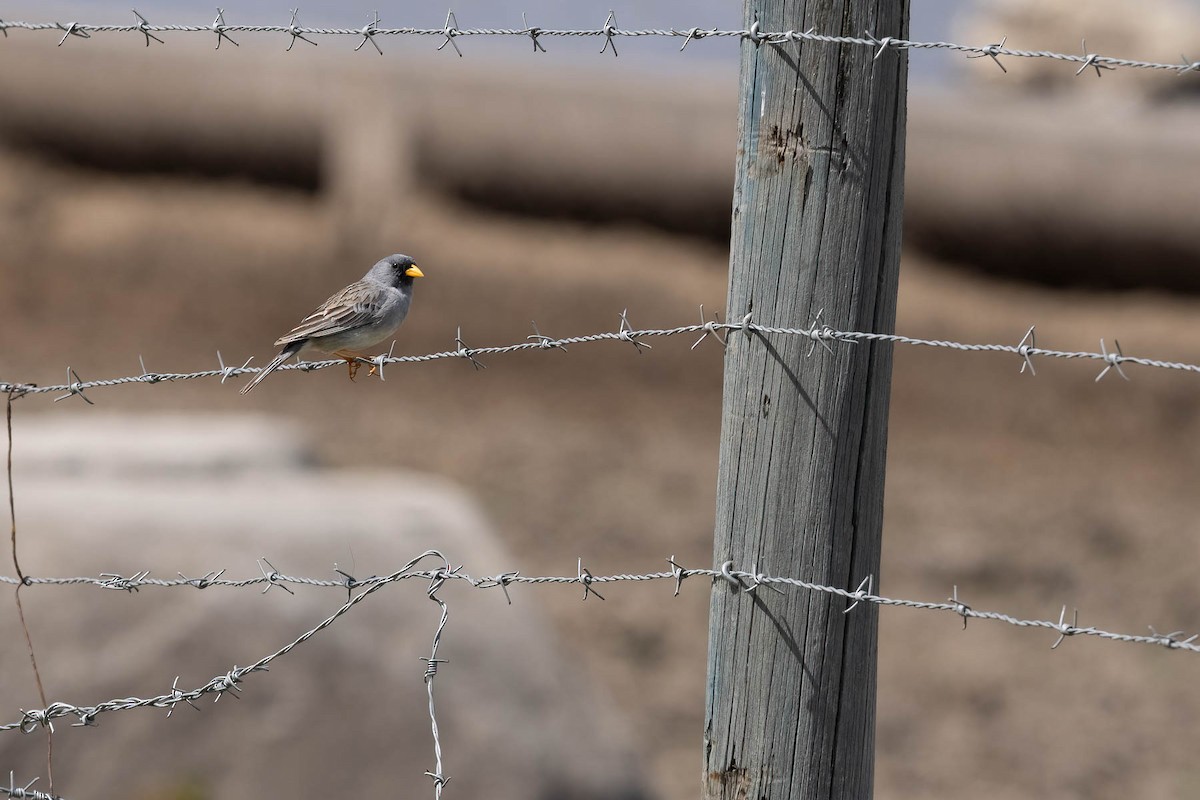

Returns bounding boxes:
[1,52,1200,800]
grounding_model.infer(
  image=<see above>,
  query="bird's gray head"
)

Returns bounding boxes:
[368,253,424,288]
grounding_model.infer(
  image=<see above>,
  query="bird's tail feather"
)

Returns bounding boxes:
[239,342,303,395]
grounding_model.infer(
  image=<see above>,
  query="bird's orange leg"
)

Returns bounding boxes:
[333,351,366,381]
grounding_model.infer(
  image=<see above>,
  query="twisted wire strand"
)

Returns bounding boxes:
[0,552,1194,744]
[0,15,1196,74]
[3,551,1195,798]
[0,775,64,800]
[2,319,1196,402]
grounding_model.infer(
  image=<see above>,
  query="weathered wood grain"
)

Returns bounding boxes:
[704,1,909,798]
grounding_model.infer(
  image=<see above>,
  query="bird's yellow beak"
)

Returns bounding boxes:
[405,265,424,278]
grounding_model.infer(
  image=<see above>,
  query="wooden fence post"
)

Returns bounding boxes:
[704,1,909,798]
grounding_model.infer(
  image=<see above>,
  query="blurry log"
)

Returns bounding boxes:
[0,40,1197,289]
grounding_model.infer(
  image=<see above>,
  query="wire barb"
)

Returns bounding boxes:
[176,568,225,589]
[454,326,487,371]
[257,557,295,596]
[98,570,150,592]
[599,10,619,57]
[165,676,200,718]
[55,21,91,47]
[576,558,605,601]
[333,567,360,602]
[216,351,253,384]
[437,10,463,56]
[472,570,518,604]
[742,563,785,596]
[284,8,317,52]
[521,12,546,53]
[1051,605,1080,649]
[131,9,163,47]
[18,708,52,735]
[210,8,238,49]
[667,556,688,597]
[527,321,566,351]
[1147,626,1200,649]
[2,772,63,800]
[690,305,728,351]
[52,368,93,405]
[1095,338,1130,382]
[677,27,710,52]
[949,585,971,630]
[1076,37,1115,77]
[354,10,383,55]
[617,309,651,353]
[209,667,244,701]
[804,309,858,356]
[1016,326,1038,375]
[137,355,165,385]
[865,29,898,60]
[844,575,873,613]
[966,35,1008,73]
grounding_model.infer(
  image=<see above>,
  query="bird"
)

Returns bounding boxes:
[240,253,424,395]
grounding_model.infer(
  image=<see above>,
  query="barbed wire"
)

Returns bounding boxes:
[0,9,1197,75]
[2,13,1192,800]
[1,550,456,800]
[2,548,1197,799]
[2,550,1198,679]
[1,773,62,800]
[2,313,1198,403]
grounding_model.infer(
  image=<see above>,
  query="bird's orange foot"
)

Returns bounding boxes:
[334,351,368,382]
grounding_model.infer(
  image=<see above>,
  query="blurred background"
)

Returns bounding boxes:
[1,1,1199,798]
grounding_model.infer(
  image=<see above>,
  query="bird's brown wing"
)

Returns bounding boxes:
[273,280,390,346]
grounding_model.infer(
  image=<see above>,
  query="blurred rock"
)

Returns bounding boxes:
[12,414,313,478]
[0,415,648,800]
